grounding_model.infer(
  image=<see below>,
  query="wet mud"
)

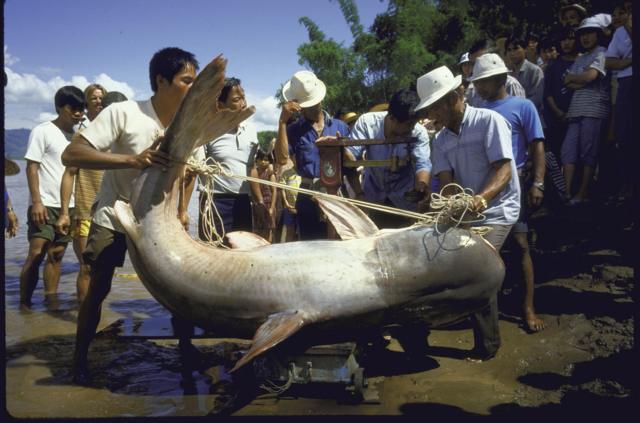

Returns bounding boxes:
[4,197,635,417]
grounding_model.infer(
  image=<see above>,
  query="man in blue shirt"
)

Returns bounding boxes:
[471,53,547,333]
[415,65,520,362]
[345,88,432,228]
[274,70,350,240]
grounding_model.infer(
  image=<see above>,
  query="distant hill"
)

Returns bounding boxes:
[4,128,30,159]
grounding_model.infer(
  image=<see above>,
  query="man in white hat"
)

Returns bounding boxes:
[471,53,547,333]
[274,70,350,240]
[465,39,526,108]
[561,17,610,205]
[414,65,521,362]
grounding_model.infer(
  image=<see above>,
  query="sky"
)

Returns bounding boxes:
[4,0,389,131]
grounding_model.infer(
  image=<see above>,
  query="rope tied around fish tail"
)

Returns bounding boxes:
[184,157,491,237]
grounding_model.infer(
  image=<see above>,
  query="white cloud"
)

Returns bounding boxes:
[4,45,19,66]
[37,112,57,123]
[4,65,137,129]
[245,93,279,132]
[94,73,135,100]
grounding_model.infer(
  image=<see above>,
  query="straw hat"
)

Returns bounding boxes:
[560,3,587,20]
[282,70,326,108]
[368,103,389,113]
[470,54,510,82]
[341,111,358,124]
[4,157,19,176]
[414,66,462,111]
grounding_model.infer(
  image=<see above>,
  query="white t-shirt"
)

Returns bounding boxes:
[24,121,75,208]
[81,99,165,232]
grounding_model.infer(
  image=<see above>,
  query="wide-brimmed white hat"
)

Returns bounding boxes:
[458,52,470,65]
[414,66,462,111]
[470,53,510,82]
[576,16,604,32]
[282,70,326,108]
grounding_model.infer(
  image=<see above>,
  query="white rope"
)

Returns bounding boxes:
[258,365,294,395]
[185,158,491,237]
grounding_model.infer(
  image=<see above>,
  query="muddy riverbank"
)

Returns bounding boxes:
[4,161,635,417]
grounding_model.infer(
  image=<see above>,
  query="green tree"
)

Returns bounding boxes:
[257,130,277,151]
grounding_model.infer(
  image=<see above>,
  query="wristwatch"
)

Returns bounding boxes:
[532,182,545,192]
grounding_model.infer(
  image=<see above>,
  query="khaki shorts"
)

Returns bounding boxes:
[74,218,92,238]
[82,223,128,268]
[27,206,75,244]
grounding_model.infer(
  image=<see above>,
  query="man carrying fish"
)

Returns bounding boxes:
[62,47,201,384]
[414,66,521,362]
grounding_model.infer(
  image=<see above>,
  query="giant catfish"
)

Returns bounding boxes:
[114,55,505,371]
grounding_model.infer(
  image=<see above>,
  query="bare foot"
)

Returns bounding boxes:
[524,308,546,332]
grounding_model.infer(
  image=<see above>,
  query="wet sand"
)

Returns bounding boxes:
[4,163,635,417]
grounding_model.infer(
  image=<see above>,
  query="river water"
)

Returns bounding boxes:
[4,160,228,417]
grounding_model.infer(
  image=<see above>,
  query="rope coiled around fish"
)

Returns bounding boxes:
[185,157,492,242]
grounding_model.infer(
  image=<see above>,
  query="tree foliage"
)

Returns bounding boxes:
[287,0,616,116]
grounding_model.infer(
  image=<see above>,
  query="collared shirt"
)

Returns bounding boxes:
[199,121,258,194]
[286,111,350,179]
[483,96,545,169]
[513,59,545,117]
[431,105,521,225]
[606,26,632,79]
[466,75,526,107]
[347,112,432,211]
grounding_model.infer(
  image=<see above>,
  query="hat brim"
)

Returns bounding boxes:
[469,68,510,82]
[4,157,20,176]
[413,75,462,112]
[576,25,602,33]
[282,78,327,108]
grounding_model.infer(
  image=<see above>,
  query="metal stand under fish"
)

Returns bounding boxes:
[113,56,506,382]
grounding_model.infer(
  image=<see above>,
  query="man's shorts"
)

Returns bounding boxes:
[74,218,92,238]
[82,222,128,268]
[281,208,298,226]
[27,206,75,244]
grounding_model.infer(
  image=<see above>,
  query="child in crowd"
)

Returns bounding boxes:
[250,148,277,242]
[561,17,610,205]
[277,157,301,242]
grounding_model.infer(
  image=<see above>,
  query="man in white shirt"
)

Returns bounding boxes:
[20,86,86,309]
[62,47,200,384]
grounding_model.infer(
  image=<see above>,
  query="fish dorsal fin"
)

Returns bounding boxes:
[316,196,379,240]
[230,311,306,372]
[225,231,271,249]
[113,200,140,243]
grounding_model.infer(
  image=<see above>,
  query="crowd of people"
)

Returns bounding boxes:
[4,0,632,384]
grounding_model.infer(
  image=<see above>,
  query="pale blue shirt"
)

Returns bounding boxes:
[347,112,432,211]
[606,26,632,79]
[431,105,521,225]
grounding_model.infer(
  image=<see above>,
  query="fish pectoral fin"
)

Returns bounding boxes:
[230,311,306,372]
[113,200,140,243]
[316,196,379,240]
[225,231,271,249]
